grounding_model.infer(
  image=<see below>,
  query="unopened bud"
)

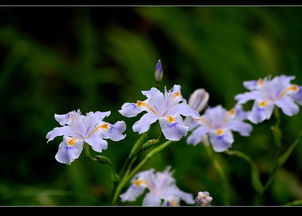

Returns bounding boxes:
[195,191,213,206]
[188,89,209,113]
[155,59,163,83]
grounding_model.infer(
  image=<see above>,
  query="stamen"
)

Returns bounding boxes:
[98,123,109,130]
[257,79,263,85]
[170,200,176,206]
[166,115,176,123]
[278,85,299,98]
[173,91,181,98]
[227,108,236,115]
[67,138,77,146]
[133,179,152,188]
[216,129,224,136]
[136,100,158,115]
[259,100,267,108]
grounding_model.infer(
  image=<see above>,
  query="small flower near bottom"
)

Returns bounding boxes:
[46,109,126,165]
[187,105,252,152]
[235,75,302,124]
[120,167,195,206]
[195,191,213,206]
[119,85,199,141]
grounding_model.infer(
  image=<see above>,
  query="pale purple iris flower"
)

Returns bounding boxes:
[187,105,252,152]
[120,167,194,206]
[119,85,200,141]
[46,110,126,165]
[235,75,302,124]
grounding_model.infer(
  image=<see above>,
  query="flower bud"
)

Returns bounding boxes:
[195,191,213,206]
[155,59,163,83]
[188,88,209,113]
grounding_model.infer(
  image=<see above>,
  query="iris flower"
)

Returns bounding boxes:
[119,85,199,141]
[120,167,194,206]
[46,110,126,164]
[187,105,252,152]
[235,75,302,124]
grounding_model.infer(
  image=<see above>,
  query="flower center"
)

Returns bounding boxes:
[278,85,299,98]
[136,100,158,115]
[216,129,224,136]
[170,200,176,206]
[227,108,236,116]
[133,179,152,188]
[257,79,263,86]
[67,138,77,146]
[98,123,109,130]
[166,115,176,123]
[173,91,180,98]
[259,100,267,108]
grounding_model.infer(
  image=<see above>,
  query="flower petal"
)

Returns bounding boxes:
[243,80,258,90]
[275,96,299,116]
[159,117,188,141]
[46,126,72,142]
[209,130,234,152]
[55,139,84,165]
[85,134,108,153]
[132,113,158,134]
[120,185,145,202]
[54,112,75,126]
[235,91,262,104]
[119,102,144,117]
[247,101,274,124]
[291,86,302,105]
[187,126,209,145]
[87,111,111,121]
[143,192,162,206]
[171,103,200,118]
[227,120,252,136]
[178,191,195,205]
[103,121,126,141]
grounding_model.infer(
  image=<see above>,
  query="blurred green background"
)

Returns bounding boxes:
[1,7,302,206]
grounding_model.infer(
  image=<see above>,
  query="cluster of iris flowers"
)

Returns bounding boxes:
[46,60,302,206]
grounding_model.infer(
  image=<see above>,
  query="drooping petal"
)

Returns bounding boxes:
[247,101,274,124]
[159,117,188,141]
[187,126,209,145]
[143,192,162,206]
[291,86,302,105]
[132,113,158,134]
[46,126,73,142]
[227,120,252,136]
[178,191,195,205]
[103,121,126,141]
[170,103,200,118]
[235,91,262,104]
[209,130,234,152]
[84,134,108,153]
[243,80,258,90]
[55,138,84,165]
[275,96,299,116]
[54,112,75,126]
[119,102,144,117]
[120,185,145,202]
[87,111,111,121]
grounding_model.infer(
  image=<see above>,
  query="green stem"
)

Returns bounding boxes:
[118,132,148,178]
[262,127,302,193]
[224,150,263,194]
[262,108,282,194]
[84,144,120,183]
[205,143,230,205]
[111,140,173,205]
[271,108,282,158]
